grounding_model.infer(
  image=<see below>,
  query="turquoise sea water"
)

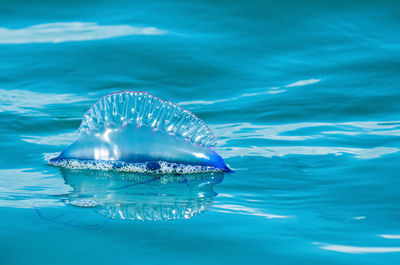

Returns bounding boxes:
[1,1,400,264]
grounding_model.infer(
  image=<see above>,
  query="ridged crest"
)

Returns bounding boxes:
[78,91,217,147]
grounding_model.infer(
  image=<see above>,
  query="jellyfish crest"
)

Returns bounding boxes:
[78,91,217,148]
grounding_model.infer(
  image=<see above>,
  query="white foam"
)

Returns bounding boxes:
[0,22,167,44]
[48,157,223,174]
[69,199,101,208]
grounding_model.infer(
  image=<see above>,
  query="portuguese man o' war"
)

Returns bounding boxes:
[49,91,231,174]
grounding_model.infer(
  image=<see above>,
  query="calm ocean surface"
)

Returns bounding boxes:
[1,0,400,264]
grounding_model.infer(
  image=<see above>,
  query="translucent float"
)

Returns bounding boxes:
[49,91,231,174]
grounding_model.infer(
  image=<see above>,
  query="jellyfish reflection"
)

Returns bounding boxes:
[60,168,224,221]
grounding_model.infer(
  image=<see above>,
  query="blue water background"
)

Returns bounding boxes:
[1,0,400,264]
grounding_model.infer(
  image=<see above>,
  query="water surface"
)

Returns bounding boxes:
[1,0,400,264]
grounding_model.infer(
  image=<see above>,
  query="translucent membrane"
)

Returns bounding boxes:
[78,91,217,148]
